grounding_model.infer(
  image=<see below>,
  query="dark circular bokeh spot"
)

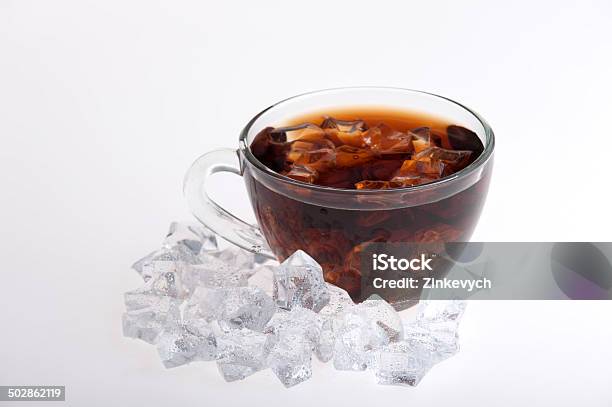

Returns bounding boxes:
[550,243,612,300]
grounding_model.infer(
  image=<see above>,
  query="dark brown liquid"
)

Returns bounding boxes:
[246,108,491,304]
[287,107,453,135]
[251,108,483,191]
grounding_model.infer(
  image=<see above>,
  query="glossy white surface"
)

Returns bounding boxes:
[1,1,611,406]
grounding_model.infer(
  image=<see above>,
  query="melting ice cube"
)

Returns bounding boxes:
[273,250,330,312]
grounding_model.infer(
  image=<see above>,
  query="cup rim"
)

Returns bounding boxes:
[238,86,495,195]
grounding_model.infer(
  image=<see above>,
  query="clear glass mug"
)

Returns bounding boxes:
[184,87,495,304]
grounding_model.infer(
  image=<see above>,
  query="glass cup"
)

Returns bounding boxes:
[184,87,495,305]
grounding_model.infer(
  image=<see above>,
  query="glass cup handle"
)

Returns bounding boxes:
[183,148,275,259]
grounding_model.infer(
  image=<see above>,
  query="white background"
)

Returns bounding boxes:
[1,1,612,406]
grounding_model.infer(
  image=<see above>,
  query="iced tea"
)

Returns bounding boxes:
[247,108,489,301]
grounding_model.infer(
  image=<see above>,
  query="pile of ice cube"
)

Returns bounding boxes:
[123,222,466,388]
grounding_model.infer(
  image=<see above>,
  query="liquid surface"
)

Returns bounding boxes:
[250,108,484,190]
[285,107,455,134]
